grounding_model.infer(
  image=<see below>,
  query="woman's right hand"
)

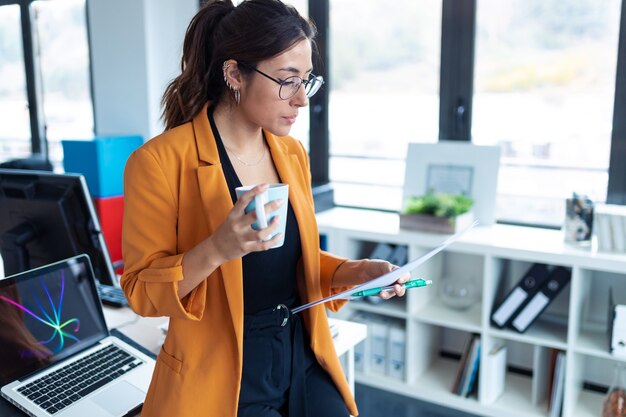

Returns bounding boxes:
[209,184,284,264]
[179,184,283,298]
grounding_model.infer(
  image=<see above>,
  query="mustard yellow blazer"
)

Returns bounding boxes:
[121,104,357,417]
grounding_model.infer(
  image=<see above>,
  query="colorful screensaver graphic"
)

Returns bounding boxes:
[0,271,81,354]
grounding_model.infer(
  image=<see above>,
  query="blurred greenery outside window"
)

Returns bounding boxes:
[473,0,621,226]
[328,0,442,211]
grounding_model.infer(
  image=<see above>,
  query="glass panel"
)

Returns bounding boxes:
[32,0,93,170]
[329,0,442,210]
[474,0,621,226]
[0,5,31,163]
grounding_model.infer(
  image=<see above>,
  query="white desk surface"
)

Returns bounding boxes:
[103,306,366,359]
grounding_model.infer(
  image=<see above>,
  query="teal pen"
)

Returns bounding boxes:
[351,278,432,298]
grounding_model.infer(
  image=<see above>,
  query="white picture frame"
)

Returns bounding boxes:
[402,141,501,225]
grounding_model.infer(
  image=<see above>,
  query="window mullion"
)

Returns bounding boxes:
[608,0,626,204]
[308,0,330,185]
[20,0,46,158]
[439,0,476,141]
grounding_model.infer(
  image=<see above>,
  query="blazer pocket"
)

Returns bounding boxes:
[158,345,183,374]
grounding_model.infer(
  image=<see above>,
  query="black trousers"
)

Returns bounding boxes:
[237,305,350,417]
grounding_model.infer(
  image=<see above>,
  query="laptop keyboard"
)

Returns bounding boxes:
[96,283,129,307]
[15,344,143,415]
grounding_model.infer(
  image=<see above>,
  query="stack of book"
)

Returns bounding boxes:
[451,333,481,397]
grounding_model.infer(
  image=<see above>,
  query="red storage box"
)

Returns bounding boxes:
[93,196,124,272]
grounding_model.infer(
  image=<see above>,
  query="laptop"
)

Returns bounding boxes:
[0,254,156,417]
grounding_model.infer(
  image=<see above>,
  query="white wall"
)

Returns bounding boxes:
[87,0,197,140]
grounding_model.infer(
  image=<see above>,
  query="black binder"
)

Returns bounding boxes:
[491,263,551,328]
[510,266,571,333]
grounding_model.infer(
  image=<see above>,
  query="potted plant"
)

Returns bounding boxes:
[400,192,474,233]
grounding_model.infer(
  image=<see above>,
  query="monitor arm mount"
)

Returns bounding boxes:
[1,222,38,273]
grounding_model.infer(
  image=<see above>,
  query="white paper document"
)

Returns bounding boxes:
[291,220,478,314]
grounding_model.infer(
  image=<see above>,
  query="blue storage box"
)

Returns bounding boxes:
[62,135,143,197]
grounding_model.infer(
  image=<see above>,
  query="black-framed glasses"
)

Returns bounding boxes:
[241,64,324,100]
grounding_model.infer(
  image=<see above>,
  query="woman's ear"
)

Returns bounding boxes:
[223,59,244,91]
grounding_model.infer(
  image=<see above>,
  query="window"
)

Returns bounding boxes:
[0,0,93,170]
[33,0,93,169]
[473,0,621,226]
[328,0,442,210]
[0,4,30,162]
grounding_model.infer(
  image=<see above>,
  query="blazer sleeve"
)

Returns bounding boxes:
[295,140,350,312]
[121,147,207,320]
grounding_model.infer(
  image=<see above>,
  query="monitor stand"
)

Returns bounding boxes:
[1,222,38,275]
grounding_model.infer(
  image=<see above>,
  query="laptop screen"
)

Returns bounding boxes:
[0,255,108,386]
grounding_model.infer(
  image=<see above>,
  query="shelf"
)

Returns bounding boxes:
[575,328,614,359]
[316,207,626,417]
[489,372,547,417]
[317,207,626,273]
[358,357,546,417]
[414,300,482,333]
[574,390,605,417]
[488,321,568,350]
[357,357,488,416]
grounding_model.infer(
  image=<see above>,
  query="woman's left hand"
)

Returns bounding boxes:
[360,259,411,300]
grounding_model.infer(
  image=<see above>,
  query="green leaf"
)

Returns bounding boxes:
[402,192,473,217]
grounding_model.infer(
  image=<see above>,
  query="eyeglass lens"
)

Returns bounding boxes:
[280,76,323,99]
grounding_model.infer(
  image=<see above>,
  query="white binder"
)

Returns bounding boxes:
[387,325,406,379]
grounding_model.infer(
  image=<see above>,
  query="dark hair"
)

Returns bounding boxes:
[161,0,317,130]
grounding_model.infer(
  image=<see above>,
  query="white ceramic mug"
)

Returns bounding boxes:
[235,184,289,248]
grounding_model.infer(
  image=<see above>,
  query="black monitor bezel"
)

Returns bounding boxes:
[0,168,117,287]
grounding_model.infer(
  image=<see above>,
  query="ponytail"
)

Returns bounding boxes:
[161,1,235,130]
[161,0,317,131]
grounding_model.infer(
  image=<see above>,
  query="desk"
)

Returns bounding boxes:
[102,307,367,394]
[0,308,366,417]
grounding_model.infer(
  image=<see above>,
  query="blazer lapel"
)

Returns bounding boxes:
[193,105,244,337]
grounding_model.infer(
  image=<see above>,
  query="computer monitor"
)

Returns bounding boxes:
[0,169,117,286]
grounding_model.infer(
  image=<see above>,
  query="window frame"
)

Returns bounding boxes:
[311,0,626,220]
[609,0,626,205]
[6,0,626,206]
[1,0,46,159]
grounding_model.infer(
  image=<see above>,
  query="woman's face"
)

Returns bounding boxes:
[239,39,313,137]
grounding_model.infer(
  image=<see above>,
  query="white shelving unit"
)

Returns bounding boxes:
[317,207,626,417]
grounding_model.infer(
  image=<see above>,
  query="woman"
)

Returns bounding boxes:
[121,1,408,416]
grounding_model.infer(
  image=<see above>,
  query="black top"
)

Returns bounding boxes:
[208,107,302,314]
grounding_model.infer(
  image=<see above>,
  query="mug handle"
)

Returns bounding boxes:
[254,192,269,229]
